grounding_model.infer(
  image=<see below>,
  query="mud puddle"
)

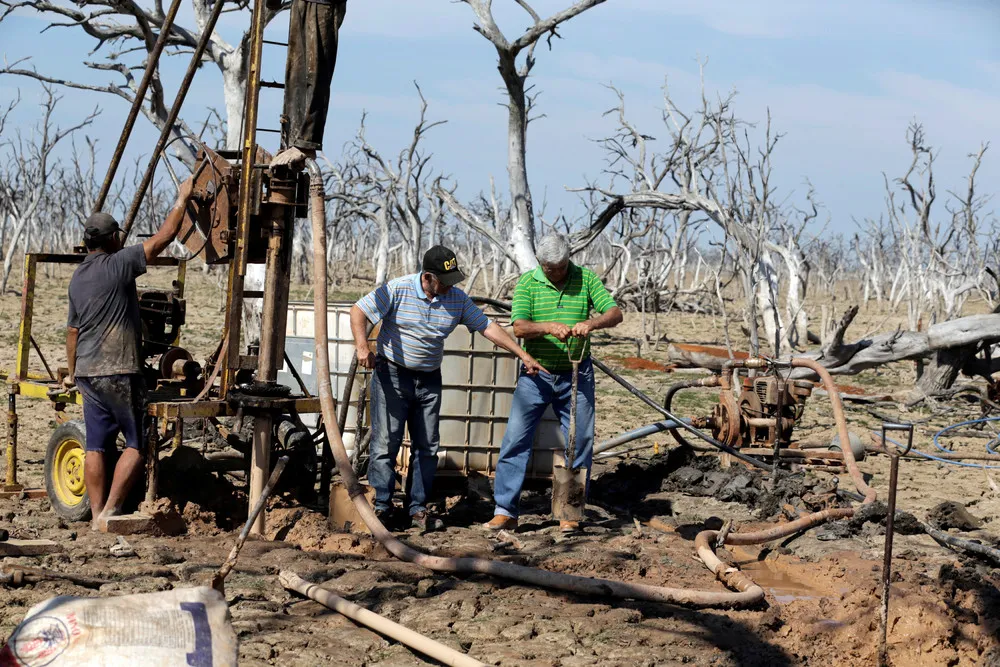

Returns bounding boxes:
[739,559,823,603]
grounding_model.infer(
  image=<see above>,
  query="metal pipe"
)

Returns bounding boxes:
[145,417,159,505]
[4,388,18,490]
[280,570,487,667]
[879,452,900,666]
[593,419,686,455]
[249,199,293,537]
[878,422,911,667]
[213,456,288,593]
[121,0,226,239]
[28,336,55,381]
[306,158,761,609]
[93,0,183,214]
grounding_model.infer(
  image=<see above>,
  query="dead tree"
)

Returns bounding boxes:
[574,77,794,355]
[353,86,447,276]
[0,0,290,157]
[765,186,822,349]
[0,86,98,291]
[435,0,608,272]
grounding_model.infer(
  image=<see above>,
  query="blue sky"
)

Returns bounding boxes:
[1,0,999,235]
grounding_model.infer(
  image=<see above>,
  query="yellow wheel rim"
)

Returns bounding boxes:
[52,438,86,506]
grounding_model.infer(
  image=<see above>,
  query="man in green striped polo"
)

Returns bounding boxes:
[485,234,623,532]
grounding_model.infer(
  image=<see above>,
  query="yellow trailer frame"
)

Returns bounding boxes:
[1,253,325,519]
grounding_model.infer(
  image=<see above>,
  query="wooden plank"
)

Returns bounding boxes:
[0,539,62,556]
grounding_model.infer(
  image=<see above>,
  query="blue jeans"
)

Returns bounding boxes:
[368,357,441,516]
[493,358,596,519]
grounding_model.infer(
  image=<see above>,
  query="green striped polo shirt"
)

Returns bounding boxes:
[510,263,618,372]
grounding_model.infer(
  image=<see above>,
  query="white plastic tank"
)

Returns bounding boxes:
[281,301,564,479]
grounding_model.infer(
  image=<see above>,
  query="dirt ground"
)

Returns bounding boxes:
[2,269,1000,666]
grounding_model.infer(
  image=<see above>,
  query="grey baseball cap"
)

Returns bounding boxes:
[83,212,121,241]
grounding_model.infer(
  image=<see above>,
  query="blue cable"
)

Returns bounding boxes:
[874,420,1000,469]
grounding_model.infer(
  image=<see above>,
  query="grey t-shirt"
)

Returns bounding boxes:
[67,244,147,377]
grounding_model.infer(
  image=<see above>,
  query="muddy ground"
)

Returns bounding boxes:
[2,269,1000,665]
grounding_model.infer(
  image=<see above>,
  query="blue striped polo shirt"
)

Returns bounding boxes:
[356,273,491,371]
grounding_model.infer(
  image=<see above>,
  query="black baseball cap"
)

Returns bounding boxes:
[422,245,466,287]
[83,212,121,241]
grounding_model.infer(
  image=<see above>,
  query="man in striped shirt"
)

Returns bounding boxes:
[485,234,623,533]
[351,246,545,531]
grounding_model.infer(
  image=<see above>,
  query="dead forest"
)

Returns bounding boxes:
[0,0,997,399]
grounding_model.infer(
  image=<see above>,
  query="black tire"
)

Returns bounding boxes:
[45,420,93,522]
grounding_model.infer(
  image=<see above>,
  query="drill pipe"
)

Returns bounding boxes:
[306,159,761,609]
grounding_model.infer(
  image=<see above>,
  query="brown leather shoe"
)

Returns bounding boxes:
[559,520,580,533]
[482,514,518,532]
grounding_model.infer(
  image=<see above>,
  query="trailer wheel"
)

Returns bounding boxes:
[45,420,92,522]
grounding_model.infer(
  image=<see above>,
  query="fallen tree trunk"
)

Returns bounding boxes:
[663,307,1000,396]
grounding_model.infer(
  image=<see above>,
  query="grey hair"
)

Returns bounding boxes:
[535,234,570,266]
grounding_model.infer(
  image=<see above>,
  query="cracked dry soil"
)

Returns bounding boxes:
[3,274,1000,665]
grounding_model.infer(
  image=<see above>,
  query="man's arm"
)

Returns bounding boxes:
[143,178,194,262]
[511,319,572,341]
[481,322,547,376]
[570,306,624,337]
[64,327,79,388]
[350,304,376,369]
[507,275,572,341]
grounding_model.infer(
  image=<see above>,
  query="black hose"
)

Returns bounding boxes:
[470,296,512,313]
[590,358,774,473]
[663,379,715,452]
[920,521,1000,565]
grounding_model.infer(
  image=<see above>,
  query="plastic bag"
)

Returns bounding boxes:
[1,586,237,667]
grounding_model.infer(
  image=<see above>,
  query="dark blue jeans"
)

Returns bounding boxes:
[493,358,596,519]
[368,357,442,516]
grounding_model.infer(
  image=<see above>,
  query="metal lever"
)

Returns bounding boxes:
[878,420,912,666]
[880,422,914,456]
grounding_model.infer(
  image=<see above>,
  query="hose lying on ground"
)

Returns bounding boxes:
[305,159,763,609]
[593,419,686,455]
[281,570,487,667]
[690,357,875,590]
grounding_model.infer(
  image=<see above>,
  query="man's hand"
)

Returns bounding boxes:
[61,375,75,390]
[570,321,594,337]
[520,354,548,376]
[175,176,195,206]
[356,345,375,369]
[547,322,572,341]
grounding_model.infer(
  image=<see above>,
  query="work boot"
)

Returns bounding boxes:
[374,507,396,529]
[411,511,444,533]
[482,514,518,532]
[559,520,580,533]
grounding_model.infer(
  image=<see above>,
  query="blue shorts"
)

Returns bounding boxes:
[76,375,148,454]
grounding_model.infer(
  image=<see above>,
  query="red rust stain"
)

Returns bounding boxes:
[832,383,868,395]
[673,343,749,360]
[609,357,675,372]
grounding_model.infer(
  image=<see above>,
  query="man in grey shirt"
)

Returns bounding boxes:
[65,179,193,531]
